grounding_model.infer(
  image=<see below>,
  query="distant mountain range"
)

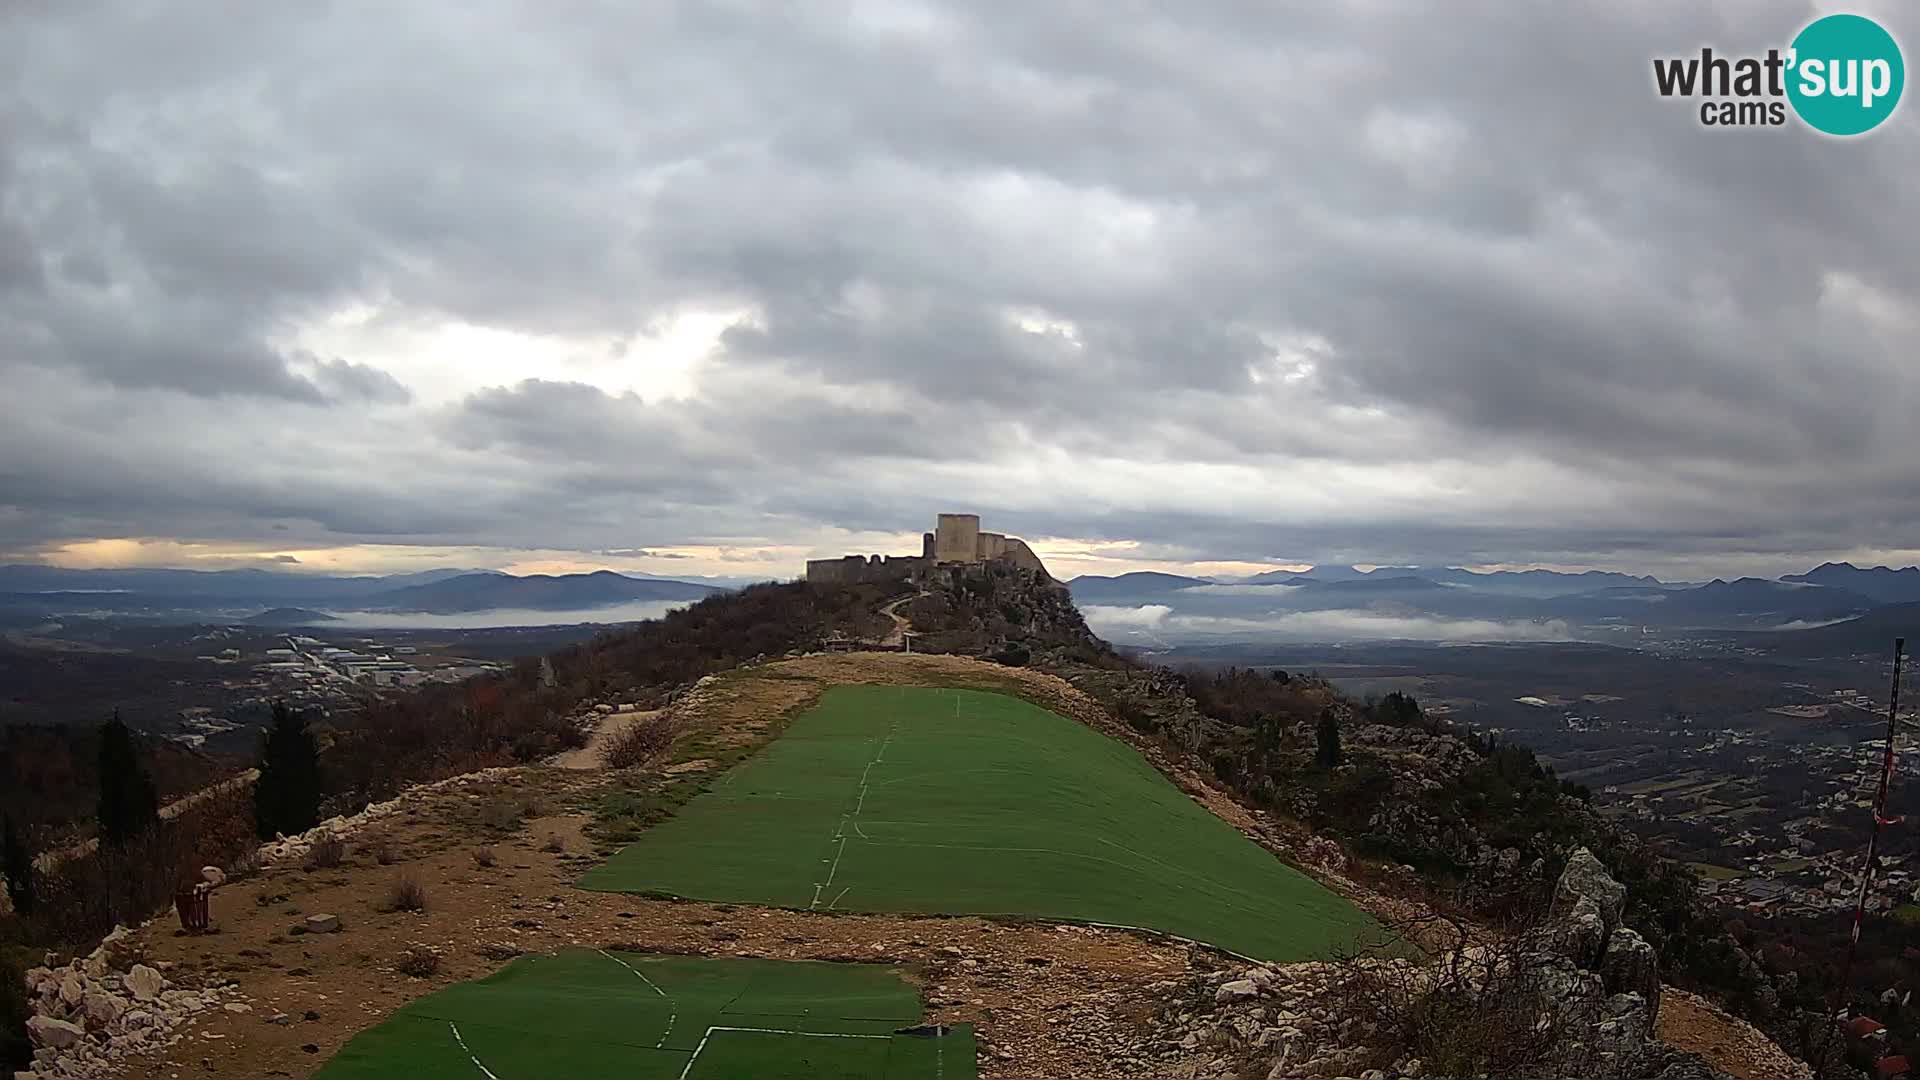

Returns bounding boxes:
[1780,562,1920,605]
[243,607,341,626]
[0,565,727,622]
[1064,562,1900,644]
[364,571,720,613]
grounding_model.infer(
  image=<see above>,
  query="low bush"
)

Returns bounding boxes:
[1329,910,1597,1077]
[396,944,441,978]
[302,832,345,871]
[471,847,497,869]
[382,875,427,913]
[600,716,677,770]
[225,847,263,882]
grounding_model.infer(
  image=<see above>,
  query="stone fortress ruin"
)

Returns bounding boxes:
[805,513,1050,584]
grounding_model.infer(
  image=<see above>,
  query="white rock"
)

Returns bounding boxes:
[223,1003,251,1014]
[1214,979,1260,1003]
[200,865,226,888]
[56,976,83,1008]
[305,914,341,934]
[120,1011,153,1030]
[82,992,123,1025]
[124,965,164,1002]
[25,1017,83,1050]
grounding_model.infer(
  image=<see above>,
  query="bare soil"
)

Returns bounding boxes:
[1657,988,1813,1080]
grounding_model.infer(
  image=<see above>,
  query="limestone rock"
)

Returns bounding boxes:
[305,913,342,934]
[1215,979,1259,1003]
[124,964,164,1002]
[1553,895,1608,968]
[1552,847,1626,938]
[1601,929,1662,1017]
[82,991,123,1026]
[25,1017,83,1050]
[201,865,227,888]
[56,975,83,1008]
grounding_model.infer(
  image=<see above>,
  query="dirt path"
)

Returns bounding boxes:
[877,591,922,648]
[549,708,661,769]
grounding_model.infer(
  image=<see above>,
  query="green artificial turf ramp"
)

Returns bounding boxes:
[314,951,974,1080]
[580,685,1375,960]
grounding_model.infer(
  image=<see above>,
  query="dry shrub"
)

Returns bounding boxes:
[471,846,497,869]
[600,715,677,769]
[368,838,396,865]
[396,944,441,978]
[1329,909,1602,1078]
[382,874,427,913]
[224,846,263,882]
[302,832,345,871]
[476,794,521,832]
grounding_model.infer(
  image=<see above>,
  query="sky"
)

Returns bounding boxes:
[4,1,1920,584]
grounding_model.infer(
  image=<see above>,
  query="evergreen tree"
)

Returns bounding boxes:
[254,702,323,840]
[1315,707,1343,769]
[1,814,33,917]
[97,713,159,847]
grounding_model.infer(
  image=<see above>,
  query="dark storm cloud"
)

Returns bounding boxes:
[3,0,1919,575]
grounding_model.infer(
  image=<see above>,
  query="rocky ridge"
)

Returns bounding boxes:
[1127,849,1791,1079]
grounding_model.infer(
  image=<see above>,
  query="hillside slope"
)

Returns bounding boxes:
[8,571,1808,1080]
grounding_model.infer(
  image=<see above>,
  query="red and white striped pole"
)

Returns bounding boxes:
[1818,637,1905,1077]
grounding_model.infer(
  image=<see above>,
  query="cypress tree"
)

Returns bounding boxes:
[254,702,323,839]
[1315,707,1343,769]
[97,713,159,847]
[1,814,32,917]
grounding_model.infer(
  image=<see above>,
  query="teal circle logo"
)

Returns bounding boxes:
[1787,13,1904,136]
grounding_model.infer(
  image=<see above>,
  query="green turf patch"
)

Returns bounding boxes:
[579,685,1376,961]
[314,951,974,1080]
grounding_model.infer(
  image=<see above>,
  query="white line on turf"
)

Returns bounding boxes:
[448,1021,501,1080]
[597,949,677,1049]
[810,711,900,909]
[675,1026,891,1080]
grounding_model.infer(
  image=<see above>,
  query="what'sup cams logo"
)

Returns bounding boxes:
[1653,13,1904,135]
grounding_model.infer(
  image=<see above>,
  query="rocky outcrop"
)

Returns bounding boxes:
[1128,849,1775,1080]
[18,926,243,1080]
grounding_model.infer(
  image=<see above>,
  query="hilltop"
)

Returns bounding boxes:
[4,566,1810,1079]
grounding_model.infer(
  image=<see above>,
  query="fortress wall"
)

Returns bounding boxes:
[998,537,1050,577]
[806,554,926,585]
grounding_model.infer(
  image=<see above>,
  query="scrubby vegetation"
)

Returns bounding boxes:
[383,875,427,914]
[600,714,677,769]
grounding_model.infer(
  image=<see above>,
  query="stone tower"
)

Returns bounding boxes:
[932,513,982,564]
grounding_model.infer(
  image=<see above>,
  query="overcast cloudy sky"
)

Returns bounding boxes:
[4,1,1919,583]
